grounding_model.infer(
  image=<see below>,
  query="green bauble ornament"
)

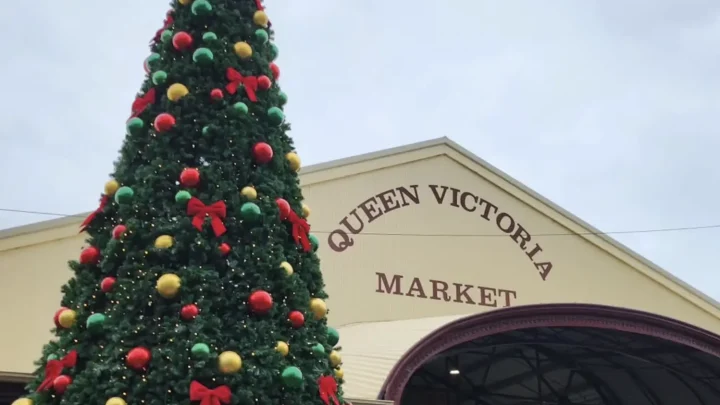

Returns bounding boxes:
[145,53,161,71]
[86,313,106,331]
[254,29,269,43]
[175,190,192,204]
[47,354,58,361]
[278,92,288,105]
[193,48,214,64]
[281,366,303,388]
[312,343,325,356]
[152,70,168,85]
[233,102,249,115]
[191,0,212,15]
[267,107,284,125]
[202,32,217,42]
[202,125,211,135]
[126,118,144,135]
[327,327,340,346]
[309,234,319,251]
[240,202,262,221]
[191,343,210,358]
[270,43,279,61]
[161,30,173,43]
[115,186,134,204]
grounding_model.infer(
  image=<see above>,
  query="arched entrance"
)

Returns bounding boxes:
[379,304,720,405]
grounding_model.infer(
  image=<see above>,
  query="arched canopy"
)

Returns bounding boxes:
[377,304,720,405]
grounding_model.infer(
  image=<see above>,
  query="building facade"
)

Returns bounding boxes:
[3,138,720,404]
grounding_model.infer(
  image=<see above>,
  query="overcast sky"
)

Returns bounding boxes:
[1,1,720,298]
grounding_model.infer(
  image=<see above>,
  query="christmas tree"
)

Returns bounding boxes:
[12,2,346,405]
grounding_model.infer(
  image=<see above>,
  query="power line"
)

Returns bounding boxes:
[1,207,719,237]
[1,208,85,218]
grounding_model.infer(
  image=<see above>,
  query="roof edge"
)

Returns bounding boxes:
[0,213,86,241]
[300,137,452,175]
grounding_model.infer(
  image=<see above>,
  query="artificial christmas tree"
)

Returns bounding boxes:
[13,2,347,405]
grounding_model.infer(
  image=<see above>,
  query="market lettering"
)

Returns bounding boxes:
[375,272,517,307]
[328,184,553,281]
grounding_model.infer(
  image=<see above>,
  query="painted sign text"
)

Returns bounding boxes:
[328,184,553,280]
[376,272,517,307]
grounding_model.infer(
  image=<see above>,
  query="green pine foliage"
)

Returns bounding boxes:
[17,2,346,405]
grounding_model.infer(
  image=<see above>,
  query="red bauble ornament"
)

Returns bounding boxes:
[52,375,72,394]
[154,113,175,132]
[248,290,273,314]
[180,168,200,187]
[100,277,116,293]
[53,307,68,328]
[112,224,127,239]
[210,88,224,100]
[79,246,100,265]
[172,32,193,51]
[181,304,199,320]
[269,63,280,80]
[126,347,151,370]
[219,243,231,255]
[257,75,271,90]
[252,142,273,164]
[288,310,305,328]
[276,198,291,219]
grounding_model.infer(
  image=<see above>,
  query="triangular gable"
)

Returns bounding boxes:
[297,137,720,331]
[2,137,719,328]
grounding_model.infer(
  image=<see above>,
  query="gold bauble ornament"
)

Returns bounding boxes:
[253,10,269,27]
[329,350,342,367]
[156,274,181,298]
[58,309,77,328]
[104,179,120,195]
[309,298,327,320]
[167,83,189,102]
[286,152,301,172]
[178,0,192,4]
[279,261,294,276]
[334,368,344,379]
[234,42,253,59]
[154,235,174,249]
[241,186,258,200]
[218,351,242,374]
[276,341,289,356]
[301,203,310,218]
[12,399,33,405]
[106,398,127,405]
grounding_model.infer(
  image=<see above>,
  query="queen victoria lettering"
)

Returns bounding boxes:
[327,184,554,280]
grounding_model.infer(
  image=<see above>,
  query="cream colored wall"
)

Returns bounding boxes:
[0,224,82,375]
[306,155,720,333]
[2,148,720,377]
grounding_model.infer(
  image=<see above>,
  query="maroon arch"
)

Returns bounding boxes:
[378,303,720,403]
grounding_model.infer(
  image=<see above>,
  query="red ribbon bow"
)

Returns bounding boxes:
[153,12,174,43]
[189,381,232,405]
[187,197,227,236]
[286,210,311,252]
[318,376,339,405]
[130,88,156,118]
[37,351,77,392]
[226,68,259,101]
[80,195,110,233]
